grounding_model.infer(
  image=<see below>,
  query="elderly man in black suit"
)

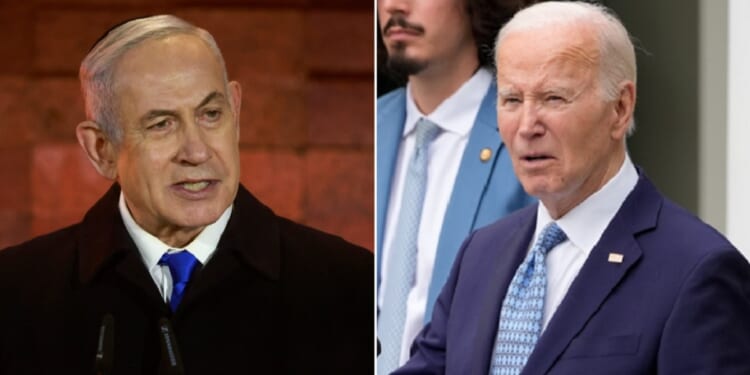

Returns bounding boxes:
[0,15,373,374]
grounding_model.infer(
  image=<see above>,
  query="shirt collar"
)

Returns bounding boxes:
[535,154,638,254]
[118,192,233,270]
[403,67,493,138]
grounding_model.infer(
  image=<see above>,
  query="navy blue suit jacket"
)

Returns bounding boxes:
[395,172,750,374]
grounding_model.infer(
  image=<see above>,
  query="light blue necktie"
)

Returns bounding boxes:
[378,118,441,375]
[159,250,200,312]
[489,222,567,375]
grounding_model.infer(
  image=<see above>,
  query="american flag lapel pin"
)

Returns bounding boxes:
[608,252,624,264]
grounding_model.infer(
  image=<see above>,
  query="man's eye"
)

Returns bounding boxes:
[148,119,171,130]
[202,109,222,122]
[502,97,522,106]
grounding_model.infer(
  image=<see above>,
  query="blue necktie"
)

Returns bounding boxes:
[489,222,567,375]
[378,118,441,375]
[159,250,200,312]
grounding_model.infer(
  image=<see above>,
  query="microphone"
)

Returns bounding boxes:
[95,314,114,375]
[158,318,185,375]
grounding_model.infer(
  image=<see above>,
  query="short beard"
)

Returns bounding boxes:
[385,48,428,81]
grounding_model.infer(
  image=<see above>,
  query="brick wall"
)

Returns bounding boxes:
[0,1,374,251]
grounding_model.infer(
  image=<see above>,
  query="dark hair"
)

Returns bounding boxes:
[377,0,536,94]
[468,0,536,68]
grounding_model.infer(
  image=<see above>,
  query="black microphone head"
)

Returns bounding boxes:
[95,313,115,374]
[158,318,185,375]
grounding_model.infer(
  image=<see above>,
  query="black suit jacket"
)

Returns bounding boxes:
[0,184,374,374]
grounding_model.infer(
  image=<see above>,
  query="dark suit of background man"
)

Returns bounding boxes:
[375,0,535,372]
[395,1,750,374]
[0,15,372,374]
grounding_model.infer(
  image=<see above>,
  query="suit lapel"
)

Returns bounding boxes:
[522,174,661,374]
[426,82,503,319]
[178,185,280,313]
[113,245,168,310]
[522,214,642,374]
[177,246,242,313]
[376,89,407,284]
[77,184,283,316]
[467,208,537,375]
[77,184,166,309]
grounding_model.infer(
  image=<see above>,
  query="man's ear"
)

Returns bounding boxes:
[228,80,242,134]
[76,121,118,180]
[611,81,636,141]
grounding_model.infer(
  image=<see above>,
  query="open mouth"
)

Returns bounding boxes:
[180,181,210,191]
[173,180,217,193]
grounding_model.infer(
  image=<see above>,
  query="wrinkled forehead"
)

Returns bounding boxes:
[499,22,599,65]
[113,34,226,97]
[496,24,600,85]
[111,34,229,119]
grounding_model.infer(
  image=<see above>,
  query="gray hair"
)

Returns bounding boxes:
[494,1,637,134]
[79,15,228,143]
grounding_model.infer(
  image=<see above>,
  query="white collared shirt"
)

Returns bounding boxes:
[380,67,494,364]
[532,154,638,330]
[118,193,232,302]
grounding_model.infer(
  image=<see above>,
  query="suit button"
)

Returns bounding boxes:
[480,148,492,162]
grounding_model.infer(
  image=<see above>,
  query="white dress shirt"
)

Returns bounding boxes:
[379,68,494,364]
[532,155,638,330]
[118,193,232,303]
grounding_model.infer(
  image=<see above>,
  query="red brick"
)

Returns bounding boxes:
[305,11,374,73]
[176,9,306,77]
[239,148,304,221]
[235,73,307,147]
[30,143,112,236]
[0,210,32,250]
[0,5,34,74]
[304,149,373,250]
[307,78,373,146]
[0,147,31,210]
[175,0,307,7]
[0,77,35,147]
[36,9,309,74]
[34,9,150,73]
[35,0,157,4]
[30,78,86,142]
[303,0,371,8]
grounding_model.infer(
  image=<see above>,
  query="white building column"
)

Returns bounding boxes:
[726,0,750,258]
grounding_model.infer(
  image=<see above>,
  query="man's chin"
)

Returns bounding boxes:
[171,201,228,227]
[386,53,427,77]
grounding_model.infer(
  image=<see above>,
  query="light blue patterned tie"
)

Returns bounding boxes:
[378,118,441,375]
[159,250,200,312]
[489,222,567,375]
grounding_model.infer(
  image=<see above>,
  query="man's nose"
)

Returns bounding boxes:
[380,0,410,18]
[518,103,544,138]
[176,122,211,165]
